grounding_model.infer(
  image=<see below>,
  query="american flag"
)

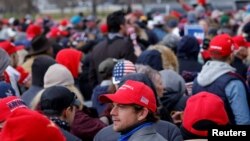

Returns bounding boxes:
[140,96,149,105]
[112,60,136,84]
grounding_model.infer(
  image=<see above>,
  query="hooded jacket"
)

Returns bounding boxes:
[177,36,202,81]
[21,55,56,107]
[160,70,188,112]
[196,61,235,87]
[192,60,250,125]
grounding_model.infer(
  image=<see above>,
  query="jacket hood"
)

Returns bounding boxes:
[160,69,186,94]
[56,48,83,78]
[32,55,56,86]
[160,89,183,111]
[197,61,235,86]
[160,69,186,111]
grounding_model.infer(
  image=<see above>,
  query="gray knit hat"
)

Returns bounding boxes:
[160,33,180,52]
[44,64,74,88]
[0,48,10,75]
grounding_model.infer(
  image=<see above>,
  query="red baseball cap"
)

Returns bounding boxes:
[60,19,69,27]
[0,96,27,123]
[26,24,42,40]
[100,80,157,112]
[208,34,237,58]
[0,108,66,141]
[232,35,249,50]
[16,66,31,85]
[182,91,229,137]
[0,41,24,55]
[46,27,62,39]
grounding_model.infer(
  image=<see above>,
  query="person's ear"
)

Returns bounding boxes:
[63,106,73,119]
[137,107,149,121]
[229,53,234,63]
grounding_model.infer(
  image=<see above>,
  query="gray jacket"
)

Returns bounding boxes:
[94,120,183,141]
[60,129,82,141]
[128,125,167,141]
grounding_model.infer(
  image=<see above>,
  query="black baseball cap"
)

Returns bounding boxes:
[40,86,80,115]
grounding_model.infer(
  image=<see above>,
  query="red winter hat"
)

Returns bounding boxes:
[182,91,229,137]
[208,34,237,58]
[56,48,83,78]
[232,35,249,50]
[0,108,65,141]
[100,80,157,112]
[26,24,42,40]
[0,41,24,55]
[46,27,62,39]
[0,96,27,122]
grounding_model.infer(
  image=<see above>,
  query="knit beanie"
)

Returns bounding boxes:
[56,48,83,78]
[136,50,163,71]
[44,64,74,88]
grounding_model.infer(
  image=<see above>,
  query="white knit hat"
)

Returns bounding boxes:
[44,64,74,88]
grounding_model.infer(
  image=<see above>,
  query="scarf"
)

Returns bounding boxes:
[50,116,70,131]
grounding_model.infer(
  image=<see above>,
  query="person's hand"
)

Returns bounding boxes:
[171,111,183,124]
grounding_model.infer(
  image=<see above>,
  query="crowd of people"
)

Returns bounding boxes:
[0,0,250,140]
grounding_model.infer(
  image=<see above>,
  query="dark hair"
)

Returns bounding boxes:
[107,10,126,33]
[132,104,159,122]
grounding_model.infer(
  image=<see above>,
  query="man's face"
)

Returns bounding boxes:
[110,103,143,132]
[238,47,248,60]
[65,105,77,126]
[10,53,18,68]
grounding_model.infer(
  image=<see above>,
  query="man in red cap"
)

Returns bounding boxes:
[0,41,24,68]
[192,34,250,125]
[100,80,166,141]
[0,41,31,95]
[231,35,249,79]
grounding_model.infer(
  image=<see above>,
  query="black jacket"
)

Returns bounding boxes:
[89,36,137,88]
